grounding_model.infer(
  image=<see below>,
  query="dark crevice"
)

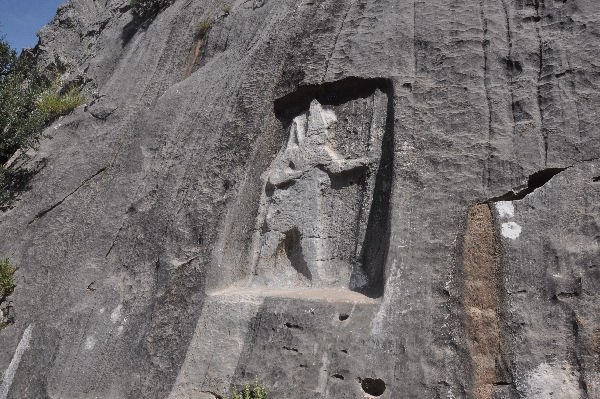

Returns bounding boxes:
[338,313,349,321]
[284,322,302,330]
[568,308,590,398]
[105,219,126,258]
[593,176,600,182]
[282,346,299,353]
[555,292,579,299]
[28,166,107,225]
[484,167,565,203]
[331,374,345,380]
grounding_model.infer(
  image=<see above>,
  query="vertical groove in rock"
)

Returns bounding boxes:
[479,0,493,191]
[500,0,516,136]
[462,204,509,398]
[479,0,492,143]
[533,0,547,165]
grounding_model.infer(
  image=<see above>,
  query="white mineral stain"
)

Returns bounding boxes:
[518,362,580,398]
[317,351,329,394]
[0,324,34,399]
[501,222,521,239]
[495,201,515,218]
[110,304,122,324]
[371,259,399,334]
[85,336,96,350]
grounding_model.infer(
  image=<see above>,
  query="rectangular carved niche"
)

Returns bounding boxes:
[248,78,393,298]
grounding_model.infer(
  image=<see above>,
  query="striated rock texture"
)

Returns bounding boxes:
[0,0,599,398]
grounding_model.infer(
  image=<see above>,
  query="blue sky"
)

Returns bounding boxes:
[0,0,65,51]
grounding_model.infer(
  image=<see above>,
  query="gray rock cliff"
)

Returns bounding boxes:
[0,0,599,397]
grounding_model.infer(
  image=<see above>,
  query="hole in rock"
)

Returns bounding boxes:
[503,57,523,73]
[332,374,345,380]
[338,313,349,321]
[593,176,600,182]
[360,377,386,397]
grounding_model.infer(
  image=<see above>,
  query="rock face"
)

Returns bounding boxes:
[0,0,599,398]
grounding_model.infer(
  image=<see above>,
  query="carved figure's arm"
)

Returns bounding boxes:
[322,157,379,175]
[268,170,303,187]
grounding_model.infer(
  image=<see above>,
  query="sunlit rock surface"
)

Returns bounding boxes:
[0,0,599,397]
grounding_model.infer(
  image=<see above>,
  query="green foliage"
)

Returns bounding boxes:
[0,170,8,206]
[196,17,213,39]
[223,379,270,399]
[0,258,16,299]
[0,41,48,164]
[38,86,85,123]
[0,26,85,209]
[130,0,175,19]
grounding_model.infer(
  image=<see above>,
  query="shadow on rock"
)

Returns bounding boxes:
[1,158,47,211]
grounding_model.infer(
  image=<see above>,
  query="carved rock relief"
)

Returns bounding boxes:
[249,87,391,297]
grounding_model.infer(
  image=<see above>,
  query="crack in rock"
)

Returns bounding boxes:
[28,167,107,225]
[485,157,600,203]
[486,167,565,203]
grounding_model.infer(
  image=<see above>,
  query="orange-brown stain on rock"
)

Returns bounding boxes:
[184,39,204,79]
[462,204,509,399]
[591,327,600,369]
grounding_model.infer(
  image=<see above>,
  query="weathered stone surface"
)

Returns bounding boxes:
[0,0,599,398]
